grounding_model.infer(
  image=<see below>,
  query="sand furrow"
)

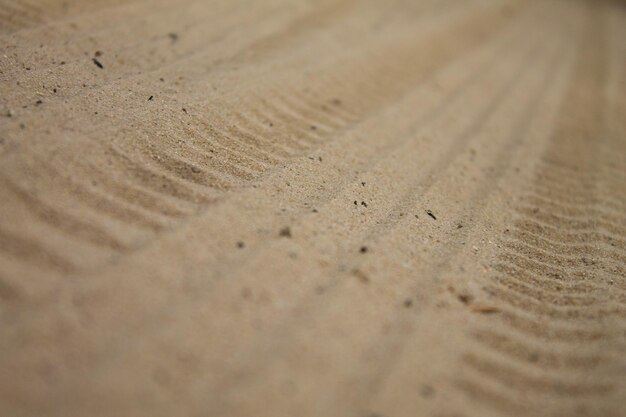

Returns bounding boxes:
[0,1,624,416]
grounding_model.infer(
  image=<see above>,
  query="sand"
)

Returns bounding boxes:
[0,0,625,416]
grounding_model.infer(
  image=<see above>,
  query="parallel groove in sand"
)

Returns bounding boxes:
[0,1,624,417]
[197,5,579,413]
[0,0,526,278]
[458,5,626,416]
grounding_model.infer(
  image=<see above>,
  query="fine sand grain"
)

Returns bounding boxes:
[1,1,625,416]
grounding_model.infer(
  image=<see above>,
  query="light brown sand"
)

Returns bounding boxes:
[0,0,625,416]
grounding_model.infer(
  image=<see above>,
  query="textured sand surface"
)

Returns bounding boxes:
[1,0,625,416]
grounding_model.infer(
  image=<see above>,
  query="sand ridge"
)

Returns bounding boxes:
[0,0,625,416]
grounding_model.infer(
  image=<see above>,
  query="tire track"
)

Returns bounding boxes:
[140,8,575,413]
[1,2,624,417]
[0,4,557,414]
[457,4,626,416]
[0,0,526,278]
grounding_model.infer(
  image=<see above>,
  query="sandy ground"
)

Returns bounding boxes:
[0,0,625,416]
